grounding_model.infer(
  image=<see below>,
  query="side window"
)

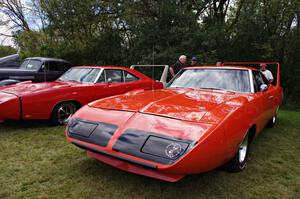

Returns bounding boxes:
[252,71,267,92]
[260,72,269,85]
[105,69,123,82]
[39,62,50,72]
[56,62,70,72]
[96,71,105,83]
[43,61,69,72]
[42,61,59,72]
[49,62,58,71]
[124,71,139,82]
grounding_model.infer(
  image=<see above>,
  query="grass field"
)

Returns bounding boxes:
[0,108,299,199]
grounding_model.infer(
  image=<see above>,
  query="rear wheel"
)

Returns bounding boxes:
[50,102,77,126]
[226,132,250,172]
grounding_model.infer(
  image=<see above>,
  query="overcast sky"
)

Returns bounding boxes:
[0,12,15,47]
[0,0,40,47]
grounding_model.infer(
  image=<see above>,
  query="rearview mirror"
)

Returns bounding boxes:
[260,84,268,91]
[107,78,112,83]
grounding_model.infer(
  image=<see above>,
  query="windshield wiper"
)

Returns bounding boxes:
[67,79,79,82]
[200,87,223,90]
[200,87,237,93]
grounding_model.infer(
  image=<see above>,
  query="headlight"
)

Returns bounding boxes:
[67,118,118,147]
[141,136,190,160]
[67,118,98,138]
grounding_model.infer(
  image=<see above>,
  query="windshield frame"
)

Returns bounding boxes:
[167,67,253,93]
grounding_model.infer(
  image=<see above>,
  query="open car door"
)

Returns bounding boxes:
[130,65,169,87]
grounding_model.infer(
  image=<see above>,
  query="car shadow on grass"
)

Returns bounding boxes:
[0,120,58,130]
[72,155,236,197]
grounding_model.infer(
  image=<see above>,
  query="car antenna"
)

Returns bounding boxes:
[152,45,155,91]
[44,63,47,82]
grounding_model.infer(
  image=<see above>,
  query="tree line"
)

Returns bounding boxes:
[0,0,299,105]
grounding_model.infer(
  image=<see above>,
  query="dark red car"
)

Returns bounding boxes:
[0,66,163,125]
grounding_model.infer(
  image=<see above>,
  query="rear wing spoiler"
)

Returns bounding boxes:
[223,62,281,87]
[130,65,169,86]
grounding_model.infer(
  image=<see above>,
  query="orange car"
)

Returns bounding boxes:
[66,62,283,182]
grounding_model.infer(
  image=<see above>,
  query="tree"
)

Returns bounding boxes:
[1,0,300,104]
[0,45,16,57]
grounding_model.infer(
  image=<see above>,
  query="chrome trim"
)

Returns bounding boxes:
[249,69,255,93]
[93,68,104,84]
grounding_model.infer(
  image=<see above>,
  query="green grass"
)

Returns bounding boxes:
[0,109,299,199]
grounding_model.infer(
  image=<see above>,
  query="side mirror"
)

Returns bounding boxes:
[107,78,113,83]
[260,84,268,91]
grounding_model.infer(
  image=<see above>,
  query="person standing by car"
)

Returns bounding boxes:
[216,61,223,66]
[190,56,199,66]
[170,55,186,77]
[260,63,273,84]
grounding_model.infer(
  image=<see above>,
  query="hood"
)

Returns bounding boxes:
[0,81,76,96]
[90,88,248,123]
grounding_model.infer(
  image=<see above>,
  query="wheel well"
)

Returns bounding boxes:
[248,125,256,143]
[67,100,82,109]
[50,100,82,118]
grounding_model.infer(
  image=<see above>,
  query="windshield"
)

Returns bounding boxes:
[58,68,101,83]
[168,68,251,93]
[20,59,42,70]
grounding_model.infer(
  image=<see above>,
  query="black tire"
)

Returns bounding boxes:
[266,115,277,128]
[50,102,77,126]
[226,132,250,172]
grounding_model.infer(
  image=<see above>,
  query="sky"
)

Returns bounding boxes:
[0,0,42,47]
[0,13,15,47]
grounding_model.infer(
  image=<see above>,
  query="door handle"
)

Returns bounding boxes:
[268,96,274,99]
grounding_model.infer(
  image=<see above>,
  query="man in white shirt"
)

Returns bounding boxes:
[260,63,273,84]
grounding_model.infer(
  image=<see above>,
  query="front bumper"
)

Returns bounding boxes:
[0,91,21,120]
[85,145,185,182]
[72,141,157,169]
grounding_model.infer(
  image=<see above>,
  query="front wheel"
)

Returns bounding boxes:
[226,132,250,172]
[266,115,277,128]
[50,102,77,125]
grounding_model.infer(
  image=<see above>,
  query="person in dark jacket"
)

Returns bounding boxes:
[170,55,186,77]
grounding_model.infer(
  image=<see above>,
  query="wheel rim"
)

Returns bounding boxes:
[272,116,276,124]
[57,103,76,124]
[239,136,249,163]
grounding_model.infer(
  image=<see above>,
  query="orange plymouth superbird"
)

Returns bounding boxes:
[66,62,282,182]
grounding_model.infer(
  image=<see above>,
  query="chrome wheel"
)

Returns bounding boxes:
[267,115,277,128]
[57,103,77,124]
[272,116,276,124]
[226,131,251,172]
[239,136,249,164]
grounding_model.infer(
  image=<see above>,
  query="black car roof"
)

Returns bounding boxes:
[24,57,70,63]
